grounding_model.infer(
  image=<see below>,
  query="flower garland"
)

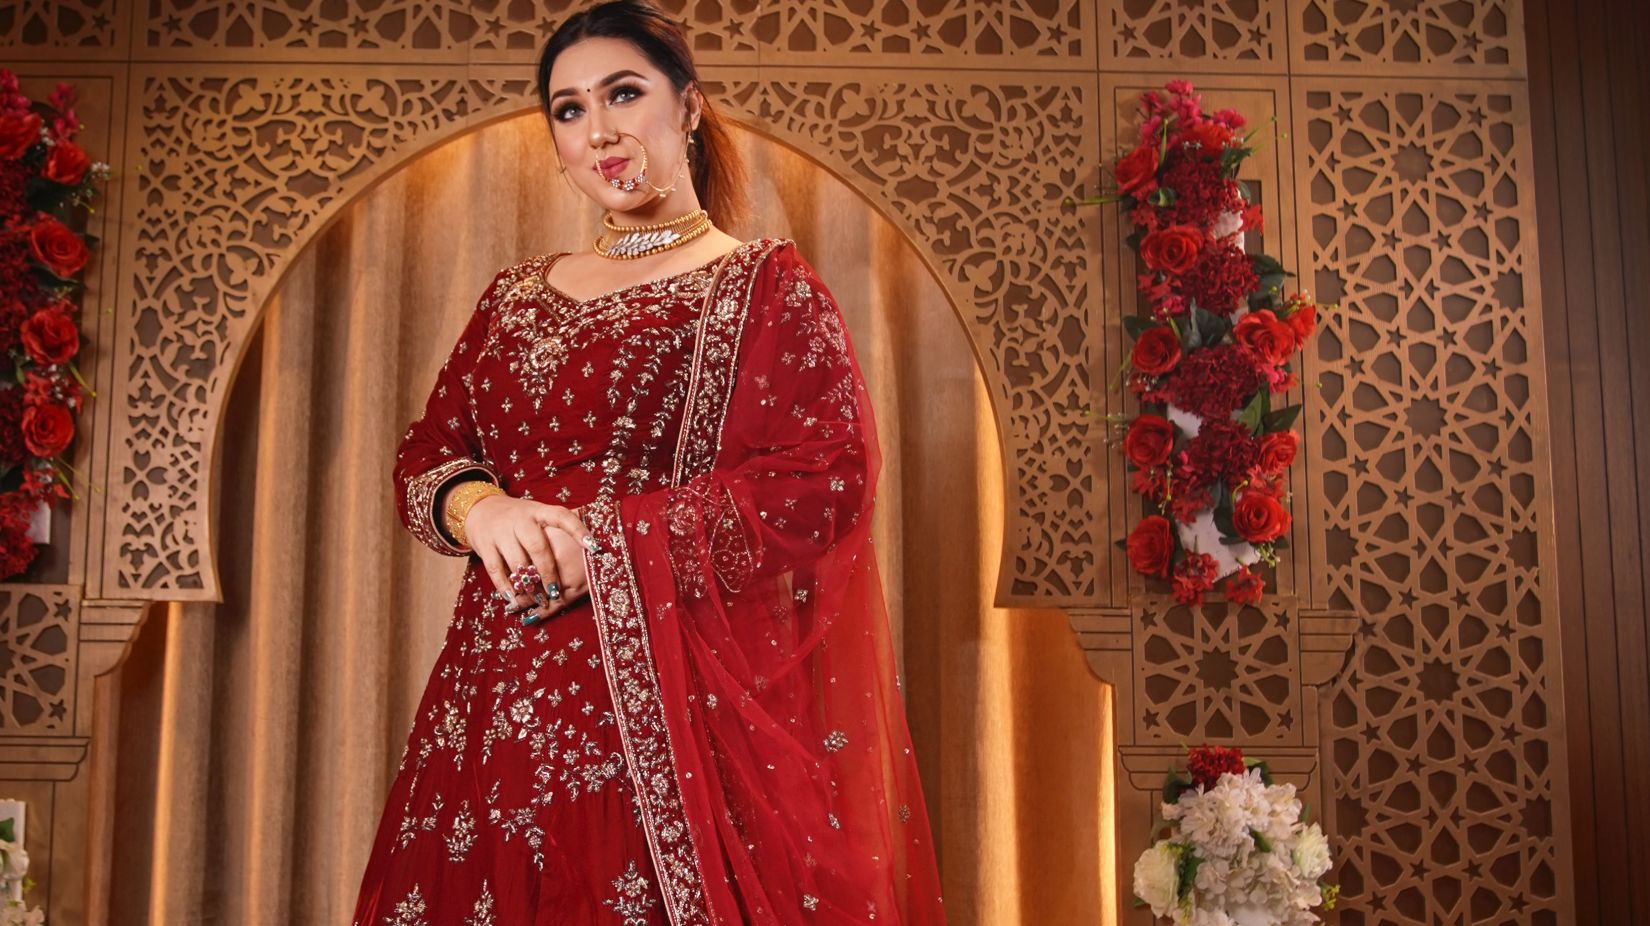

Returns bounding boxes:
[0,69,105,581]
[1088,81,1331,606]
[1132,745,1337,926]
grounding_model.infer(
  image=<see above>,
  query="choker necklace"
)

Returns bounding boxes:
[595,208,714,260]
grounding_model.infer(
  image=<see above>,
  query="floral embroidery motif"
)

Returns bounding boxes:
[462,881,496,926]
[383,884,429,926]
[604,860,661,924]
[445,801,477,861]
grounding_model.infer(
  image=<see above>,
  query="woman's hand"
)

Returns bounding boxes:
[462,493,594,622]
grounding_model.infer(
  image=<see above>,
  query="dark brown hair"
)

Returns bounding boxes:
[536,0,748,229]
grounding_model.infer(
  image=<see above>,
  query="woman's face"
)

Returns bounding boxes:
[546,36,700,217]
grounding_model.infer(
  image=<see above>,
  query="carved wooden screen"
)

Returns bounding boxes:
[1,1,1572,924]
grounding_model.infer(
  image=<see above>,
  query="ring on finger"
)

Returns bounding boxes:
[509,563,540,596]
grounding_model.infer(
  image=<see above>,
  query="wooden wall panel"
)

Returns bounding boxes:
[1527,0,1650,922]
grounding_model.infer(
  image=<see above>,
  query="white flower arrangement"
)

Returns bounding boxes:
[0,802,44,926]
[1134,748,1337,926]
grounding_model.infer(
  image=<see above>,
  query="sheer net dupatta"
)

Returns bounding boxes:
[579,239,945,926]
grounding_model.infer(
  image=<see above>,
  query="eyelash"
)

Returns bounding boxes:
[553,85,642,123]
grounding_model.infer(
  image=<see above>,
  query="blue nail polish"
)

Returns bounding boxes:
[522,611,544,627]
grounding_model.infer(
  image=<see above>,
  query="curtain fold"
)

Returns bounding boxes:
[109,113,1112,925]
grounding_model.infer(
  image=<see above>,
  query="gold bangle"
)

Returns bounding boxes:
[443,479,506,549]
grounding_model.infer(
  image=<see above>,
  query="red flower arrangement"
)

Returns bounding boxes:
[0,69,106,580]
[1079,81,1332,606]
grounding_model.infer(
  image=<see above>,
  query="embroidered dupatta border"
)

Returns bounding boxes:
[582,238,786,926]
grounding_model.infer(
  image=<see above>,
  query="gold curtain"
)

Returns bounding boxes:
[106,113,1114,924]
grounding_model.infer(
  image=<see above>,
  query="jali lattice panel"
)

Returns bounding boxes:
[1299,81,1563,925]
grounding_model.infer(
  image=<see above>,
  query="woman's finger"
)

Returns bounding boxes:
[495,538,542,612]
[517,526,563,623]
[542,506,597,553]
[542,524,590,603]
[477,542,518,606]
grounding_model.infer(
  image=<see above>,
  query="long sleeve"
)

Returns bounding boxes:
[393,271,505,555]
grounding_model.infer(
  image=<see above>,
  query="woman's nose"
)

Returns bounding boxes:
[587,106,615,147]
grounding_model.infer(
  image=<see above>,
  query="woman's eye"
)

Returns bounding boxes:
[553,86,639,122]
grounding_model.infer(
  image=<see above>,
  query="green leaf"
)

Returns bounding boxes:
[1251,254,1287,278]
[1220,145,1255,177]
[1177,850,1203,902]
[1263,406,1302,431]
[1163,771,1193,806]
[1192,303,1231,345]
[1252,830,1272,853]
[1123,315,1157,340]
[0,817,12,842]
[1236,390,1266,433]
[1182,307,1205,351]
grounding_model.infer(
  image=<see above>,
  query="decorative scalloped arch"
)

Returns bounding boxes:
[105,70,1099,605]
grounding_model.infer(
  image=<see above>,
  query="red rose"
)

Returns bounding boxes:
[1140,225,1204,275]
[1181,121,1232,155]
[1114,145,1160,198]
[1131,326,1182,376]
[21,401,73,457]
[43,140,89,185]
[1124,414,1176,469]
[20,309,78,365]
[1254,430,1298,476]
[1127,515,1174,578]
[0,111,42,159]
[1285,302,1317,346]
[28,217,89,278]
[1233,309,1295,365]
[1232,490,1290,543]
[1224,566,1266,605]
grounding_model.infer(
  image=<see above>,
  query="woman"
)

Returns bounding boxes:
[350,2,945,923]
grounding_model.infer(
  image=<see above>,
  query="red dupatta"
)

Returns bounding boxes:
[579,238,945,925]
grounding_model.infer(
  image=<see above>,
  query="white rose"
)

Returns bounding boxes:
[1292,823,1332,881]
[1133,841,1182,916]
[0,841,28,880]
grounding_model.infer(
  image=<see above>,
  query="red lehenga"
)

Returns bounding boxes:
[352,237,945,925]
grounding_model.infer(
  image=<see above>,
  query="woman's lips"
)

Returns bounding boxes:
[597,157,629,179]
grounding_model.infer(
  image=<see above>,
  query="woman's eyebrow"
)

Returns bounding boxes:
[549,69,648,103]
